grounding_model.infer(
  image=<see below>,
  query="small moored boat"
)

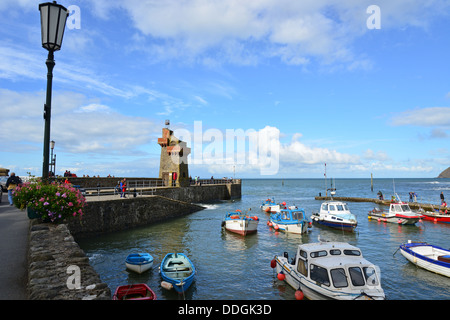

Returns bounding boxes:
[125,253,153,274]
[160,253,196,294]
[269,207,310,234]
[420,211,450,224]
[222,210,259,236]
[399,241,450,278]
[271,242,385,300]
[368,195,421,225]
[113,283,157,300]
[260,198,281,213]
[311,201,357,231]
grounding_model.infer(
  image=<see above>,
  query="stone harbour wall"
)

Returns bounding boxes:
[68,195,205,240]
[27,220,110,300]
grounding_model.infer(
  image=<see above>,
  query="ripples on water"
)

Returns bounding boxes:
[78,178,450,300]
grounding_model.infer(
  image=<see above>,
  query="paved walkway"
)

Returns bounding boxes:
[0,193,28,299]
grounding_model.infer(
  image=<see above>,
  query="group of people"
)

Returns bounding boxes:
[115,179,127,197]
[408,191,418,202]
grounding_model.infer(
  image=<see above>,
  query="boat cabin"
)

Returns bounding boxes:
[390,203,412,214]
[273,208,306,222]
[292,242,381,291]
[320,201,350,213]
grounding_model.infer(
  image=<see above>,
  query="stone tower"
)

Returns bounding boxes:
[158,127,190,187]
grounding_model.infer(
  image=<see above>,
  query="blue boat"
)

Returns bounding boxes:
[125,253,153,274]
[160,253,196,293]
[269,207,311,234]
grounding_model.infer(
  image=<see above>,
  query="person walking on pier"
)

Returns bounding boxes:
[6,173,22,206]
[121,178,127,198]
[377,191,384,200]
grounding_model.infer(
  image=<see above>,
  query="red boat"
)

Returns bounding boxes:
[113,283,157,300]
[420,211,450,224]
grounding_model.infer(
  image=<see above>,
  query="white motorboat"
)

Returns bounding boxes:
[311,201,357,231]
[271,242,385,300]
[368,195,421,225]
[260,198,281,213]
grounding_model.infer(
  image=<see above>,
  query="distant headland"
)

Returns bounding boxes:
[437,167,450,178]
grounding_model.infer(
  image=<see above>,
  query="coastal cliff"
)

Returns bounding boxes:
[437,167,450,178]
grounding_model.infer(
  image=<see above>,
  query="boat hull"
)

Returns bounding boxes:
[224,219,258,235]
[311,214,357,231]
[270,220,308,234]
[125,253,153,274]
[368,210,420,225]
[160,253,195,293]
[421,212,450,224]
[113,283,157,300]
[399,242,450,278]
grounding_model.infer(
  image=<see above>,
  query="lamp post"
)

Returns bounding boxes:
[39,1,68,182]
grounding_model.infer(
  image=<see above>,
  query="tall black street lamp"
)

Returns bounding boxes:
[39,1,68,182]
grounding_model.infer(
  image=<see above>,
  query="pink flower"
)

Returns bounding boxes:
[44,202,49,206]
[68,202,73,207]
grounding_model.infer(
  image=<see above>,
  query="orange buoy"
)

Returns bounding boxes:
[295,290,304,300]
[277,272,285,281]
[268,222,273,227]
[270,259,276,268]
[274,225,279,230]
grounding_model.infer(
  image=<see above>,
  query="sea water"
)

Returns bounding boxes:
[78,178,450,300]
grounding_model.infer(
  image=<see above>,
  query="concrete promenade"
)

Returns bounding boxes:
[0,193,28,299]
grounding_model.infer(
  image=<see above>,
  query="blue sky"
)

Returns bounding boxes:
[1,0,450,179]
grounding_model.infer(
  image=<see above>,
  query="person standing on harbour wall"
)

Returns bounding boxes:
[441,192,445,204]
[6,172,22,206]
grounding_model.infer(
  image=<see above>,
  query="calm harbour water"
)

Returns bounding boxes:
[78,178,450,300]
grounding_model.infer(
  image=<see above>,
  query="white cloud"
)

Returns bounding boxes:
[110,0,449,67]
[391,107,450,127]
[0,89,157,155]
[363,149,390,161]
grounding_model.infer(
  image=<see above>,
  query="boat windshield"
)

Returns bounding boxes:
[292,210,304,220]
[329,205,336,211]
[310,264,330,287]
[363,266,379,286]
[401,204,411,212]
[331,268,348,288]
[349,267,365,286]
[336,204,345,211]
[281,211,291,220]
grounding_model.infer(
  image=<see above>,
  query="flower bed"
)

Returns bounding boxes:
[13,181,86,223]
